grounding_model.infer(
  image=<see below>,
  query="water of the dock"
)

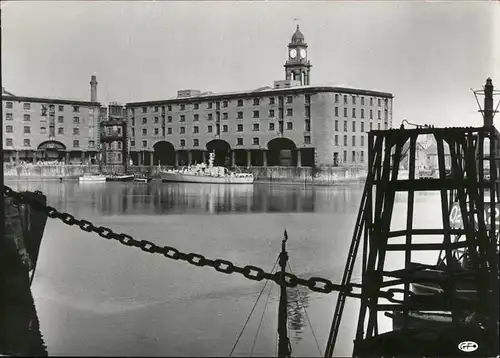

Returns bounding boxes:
[5,180,442,357]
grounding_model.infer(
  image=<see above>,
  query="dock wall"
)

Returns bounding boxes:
[4,163,367,185]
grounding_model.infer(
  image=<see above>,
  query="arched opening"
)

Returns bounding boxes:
[267,138,297,166]
[37,141,66,162]
[206,139,231,166]
[153,141,175,166]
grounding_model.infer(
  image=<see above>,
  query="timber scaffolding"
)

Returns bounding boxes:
[325,78,500,357]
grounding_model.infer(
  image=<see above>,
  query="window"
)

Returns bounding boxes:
[154,106,159,113]
[352,122,356,132]
[361,151,364,162]
[237,112,243,119]
[167,105,172,111]
[89,140,95,148]
[269,109,275,117]
[344,135,348,146]
[6,125,13,133]
[352,151,356,163]
[304,136,311,144]
[378,110,381,120]
[361,109,365,119]
[286,122,293,130]
[361,122,365,132]
[24,139,30,147]
[142,128,147,135]
[384,122,388,129]
[361,136,365,146]
[40,127,46,134]
[370,110,373,119]
[253,137,259,145]
[208,125,213,133]
[305,106,310,118]
[305,94,311,104]
[194,126,199,133]
[352,136,356,146]
[180,104,185,111]
[180,115,185,122]
[352,108,356,118]
[335,135,338,146]
[58,128,64,134]
[24,103,31,110]
[223,113,228,120]
[130,140,135,147]
[167,116,172,123]
[335,107,339,117]
[237,124,243,132]
[117,142,122,150]
[208,113,213,121]
[191,114,197,121]
[378,123,381,130]
[142,140,147,148]
[5,102,13,109]
[131,118,135,126]
[193,139,199,147]
[361,97,365,105]
[6,138,13,146]
[207,102,213,109]
[253,110,259,118]
[154,128,159,135]
[370,122,373,131]
[223,101,228,108]
[287,108,293,116]
[73,128,79,135]
[384,109,388,120]
[253,123,259,131]
[6,113,13,120]
[253,98,260,105]
[73,140,79,148]
[142,107,147,113]
[378,99,381,106]
[352,96,356,105]
[305,119,311,132]
[154,117,159,124]
[73,105,80,113]
[269,97,275,105]
[237,138,243,146]
[370,98,374,106]
[344,121,348,132]
[24,114,31,121]
[344,150,347,163]
[286,96,293,104]
[223,125,228,132]
[131,128,135,137]
[344,95,348,105]
[269,123,275,131]
[167,128,172,134]
[193,103,199,110]
[24,126,31,134]
[141,117,147,124]
[335,94,339,103]
[237,99,243,107]
[73,117,80,124]
[58,116,64,123]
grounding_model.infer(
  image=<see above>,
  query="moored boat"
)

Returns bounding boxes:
[133,176,153,183]
[79,174,107,182]
[105,174,135,182]
[160,152,254,184]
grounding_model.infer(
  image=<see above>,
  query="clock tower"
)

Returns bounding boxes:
[284,25,312,86]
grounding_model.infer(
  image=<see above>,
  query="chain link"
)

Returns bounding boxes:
[2,185,413,302]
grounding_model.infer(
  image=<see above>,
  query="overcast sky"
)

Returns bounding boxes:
[2,1,499,127]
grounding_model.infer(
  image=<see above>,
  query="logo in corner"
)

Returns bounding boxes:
[458,341,479,353]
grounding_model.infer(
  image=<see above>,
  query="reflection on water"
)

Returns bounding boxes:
[287,286,311,342]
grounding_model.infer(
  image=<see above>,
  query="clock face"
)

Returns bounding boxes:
[290,49,297,59]
[300,49,307,59]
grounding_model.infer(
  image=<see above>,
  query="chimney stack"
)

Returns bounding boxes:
[90,75,98,102]
[484,78,493,127]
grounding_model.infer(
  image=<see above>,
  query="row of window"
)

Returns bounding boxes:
[337,150,365,164]
[335,120,388,132]
[5,113,83,123]
[334,94,388,107]
[335,107,388,120]
[132,122,296,136]
[5,125,84,135]
[4,102,81,113]
[335,135,368,147]
[129,135,312,149]
[5,138,83,148]
[135,95,306,114]
[134,107,300,125]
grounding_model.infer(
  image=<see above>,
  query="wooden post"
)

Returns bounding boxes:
[277,230,291,358]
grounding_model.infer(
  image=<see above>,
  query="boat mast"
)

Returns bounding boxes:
[278,230,291,358]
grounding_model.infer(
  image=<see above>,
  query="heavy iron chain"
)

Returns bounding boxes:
[3,185,410,303]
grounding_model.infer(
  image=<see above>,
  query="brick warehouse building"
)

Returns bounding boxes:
[126,25,394,167]
[2,26,393,168]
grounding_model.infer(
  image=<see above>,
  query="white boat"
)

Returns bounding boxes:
[159,152,254,184]
[79,174,107,182]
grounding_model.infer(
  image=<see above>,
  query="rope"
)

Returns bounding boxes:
[287,261,323,357]
[229,257,279,357]
[249,282,274,357]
